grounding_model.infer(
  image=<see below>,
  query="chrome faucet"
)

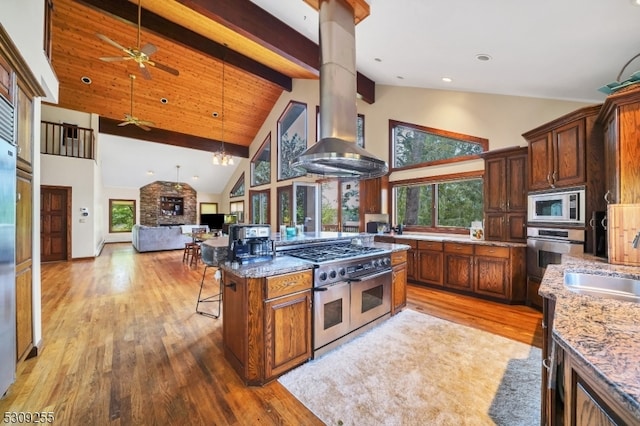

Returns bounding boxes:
[633,231,640,249]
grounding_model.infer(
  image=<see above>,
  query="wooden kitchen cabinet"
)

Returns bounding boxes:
[417,240,443,286]
[443,243,474,291]
[598,85,640,204]
[481,147,528,242]
[390,250,407,315]
[563,347,637,425]
[15,82,33,173]
[222,268,313,385]
[474,245,510,299]
[15,169,33,361]
[523,105,601,191]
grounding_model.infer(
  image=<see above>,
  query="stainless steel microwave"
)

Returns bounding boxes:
[527,187,586,225]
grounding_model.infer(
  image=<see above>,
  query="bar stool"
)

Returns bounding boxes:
[196,243,227,318]
[182,242,199,264]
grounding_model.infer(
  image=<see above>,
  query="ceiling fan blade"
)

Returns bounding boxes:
[136,123,152,131]
[149,60,180,76]
[96,33,129,53]
[118,121,133,127]
[139,64,152,80]
[99,56,131,62]
[137,119,155,127]
[140,43,157,56]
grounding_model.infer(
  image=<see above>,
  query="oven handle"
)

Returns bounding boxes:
[348,268,392,282]
[313,287,328,292]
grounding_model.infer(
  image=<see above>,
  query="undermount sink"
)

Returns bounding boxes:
[564,272,640,303]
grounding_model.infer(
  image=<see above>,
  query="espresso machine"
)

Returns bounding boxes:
[227,224,275,264]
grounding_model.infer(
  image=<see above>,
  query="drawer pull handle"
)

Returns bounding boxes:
[542,357,551,371]
[225,281,237,292]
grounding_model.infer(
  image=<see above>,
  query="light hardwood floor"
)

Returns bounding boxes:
[0,243,542,425]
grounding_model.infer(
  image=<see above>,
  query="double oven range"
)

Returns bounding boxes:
[282,242,392,358]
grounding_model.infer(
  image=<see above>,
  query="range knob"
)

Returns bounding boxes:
[382,257,391,266]
[338,267,346,277]
[319,271,328,281]
[329,270,337,279]
[372,259,379,267]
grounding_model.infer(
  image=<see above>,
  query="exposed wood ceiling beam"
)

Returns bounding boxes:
[73,0,292,91]
[99,117,249,158]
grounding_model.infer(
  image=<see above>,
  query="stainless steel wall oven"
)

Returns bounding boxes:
[527,227,585,280]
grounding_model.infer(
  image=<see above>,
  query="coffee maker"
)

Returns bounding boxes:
[227,224,274,264]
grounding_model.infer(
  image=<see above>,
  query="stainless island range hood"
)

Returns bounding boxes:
[291,0,388,179]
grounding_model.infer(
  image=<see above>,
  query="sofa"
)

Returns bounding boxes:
[132,224,207,252]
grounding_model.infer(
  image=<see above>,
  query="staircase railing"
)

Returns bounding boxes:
[40,121,95,160]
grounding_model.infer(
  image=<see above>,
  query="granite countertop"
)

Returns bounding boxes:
[540,260,640,420]
[388,232,527,248]
[219,236,409,279]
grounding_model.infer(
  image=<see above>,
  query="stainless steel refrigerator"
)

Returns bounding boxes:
[0,135,16,397]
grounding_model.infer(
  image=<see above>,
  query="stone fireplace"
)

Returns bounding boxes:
[140,181,197,226]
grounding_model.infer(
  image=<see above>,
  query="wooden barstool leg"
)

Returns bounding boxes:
[196,266,222,318]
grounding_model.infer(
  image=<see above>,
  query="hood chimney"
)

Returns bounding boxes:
[291,0,388,179]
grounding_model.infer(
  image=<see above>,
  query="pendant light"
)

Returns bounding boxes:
[213,48,234,166]
[174,165,183,191]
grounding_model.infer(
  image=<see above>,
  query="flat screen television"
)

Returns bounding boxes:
[200,213,238,231]
[200,213,225,230]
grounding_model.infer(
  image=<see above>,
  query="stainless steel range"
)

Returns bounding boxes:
[282,243,392,357]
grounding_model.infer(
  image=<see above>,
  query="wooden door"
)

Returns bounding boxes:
[474,256,509,299]
[528,133,553,190]
[263,290,312,380]
[506,212,527,242]
[484,213,505,241]
[552,119,585,188]
[484,157,505,212]
[506,153,527,211]
[40,186,70,262]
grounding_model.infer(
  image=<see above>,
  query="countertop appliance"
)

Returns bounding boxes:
[0,134,17,397]
[528,187,586,225]
[281,242,391,357]
[227,224,274,264]
[366,221,390,234]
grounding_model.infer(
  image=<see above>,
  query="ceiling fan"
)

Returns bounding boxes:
[119,74,155,131]
[96,0,179,80]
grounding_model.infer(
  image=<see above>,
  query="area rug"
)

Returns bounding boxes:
[278,309,540,426]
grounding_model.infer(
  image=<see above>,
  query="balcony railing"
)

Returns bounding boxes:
[40,121,95,160]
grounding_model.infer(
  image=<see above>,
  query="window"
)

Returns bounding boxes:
[200,203,218,214]
[250,189,270,224]
[230,173,245,197]
[230,200,244,223]
[109,199,136,233]
[277,186,292,226]
[316,107,365,147]
[43,0,53,59]
[251,133,271,186]
[392,173,483,232]
[278,101,307,180]
[390,120,488,171]
[321,179,360,231]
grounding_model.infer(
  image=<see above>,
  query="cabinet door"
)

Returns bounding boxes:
[16,171,32,267]
[552,119,585,188]
[391,262,407,314]
[360,177,381,214]
[506,212,527,242]
[528,133,553,190]
[603,114,619,205]
[506,153,527,211]
[0,53,13,103]
[418,250,443,285]
[222,272,247,373]
[264,290,312,380]
[474,255,508,299]
[406,248,416,281]
[444,253,473,291]
[484,213,505,241]
[16,83,33,173]
[618,103,640,203]
[15,267,32,361]
[484,157,505,212]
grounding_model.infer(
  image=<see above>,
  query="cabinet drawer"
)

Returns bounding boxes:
[398,238,417,249]
[444,242,473,255]
[390,250,407,265]
[417,240,443,251]
[265,270,312,299]
[475,245,510,258]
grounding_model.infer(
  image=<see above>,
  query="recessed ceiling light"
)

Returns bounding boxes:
[396,76,404,80]
[442,77,453,83]
[476,54,492,62]
[160,98,168,104]
[146,170,154,175]
[631,0,640,6]
[212,112,219,118]
[81,76,92,84]
[374,58,382,62]
[192,175,199,180]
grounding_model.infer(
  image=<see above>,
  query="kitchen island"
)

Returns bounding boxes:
[218,233,410,385]
[539,258,640,424]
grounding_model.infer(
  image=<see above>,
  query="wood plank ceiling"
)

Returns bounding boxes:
[49,0,375,158]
